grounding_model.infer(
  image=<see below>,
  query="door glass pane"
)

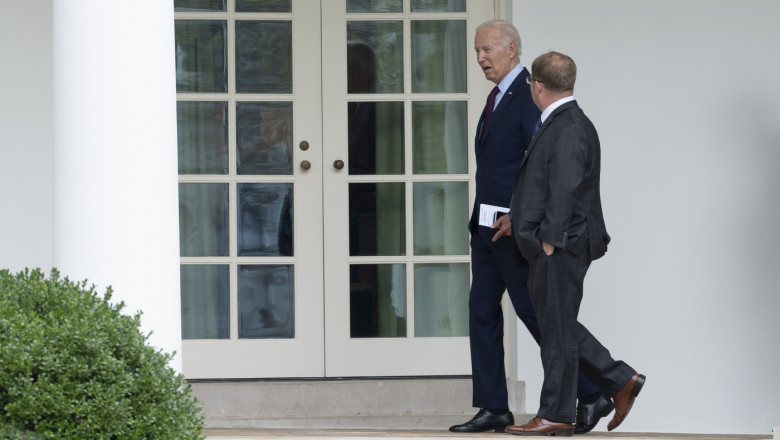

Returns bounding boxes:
[236,21,292,94]
[238,183,294,256]
[347,21,403,94]
[349,182,405,256]
[414,263,469,336]
[236,0,291,12]
[411,20,466,93]
[346,0,402,13]
[238,265,294,338]
[348,101,404,175]
[181,264,229,339]
[237,101,293,175]
[412,101,467,174]
[177,101,229,175]
[350,264,406,338]
[175,20,227,93]
[179,183,229,257]
[411,0,466,12]
[413,181,468,255]
[174,0,225,12]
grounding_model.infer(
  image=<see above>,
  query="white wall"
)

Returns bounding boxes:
[512,0,780,435]
[0,0,54,272]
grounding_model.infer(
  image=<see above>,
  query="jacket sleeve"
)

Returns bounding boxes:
[539,123,588,249]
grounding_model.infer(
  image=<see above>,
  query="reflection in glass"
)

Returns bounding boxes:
[175,20,227,93]
[414,263,469,337]
[177,101,228,175]
[238,265,294,338]
[179,183,229,257]
[348,41,377,94]
[236,0,291,12]
[236,21,292,93]
[346,0,402,13]
[411,20,466,93]
[411,0,466,12]
[350,264,406,338]
[237,102,292,175]
[348,101,404,175]
[349,182,405,256]
[413,182,468,255]
[174,0,225,11]
[180,264,229,339]
[347,21,403,94]
[412,101,467,174]
[238,183,293,256]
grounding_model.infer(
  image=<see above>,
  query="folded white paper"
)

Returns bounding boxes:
[479,204,509,227]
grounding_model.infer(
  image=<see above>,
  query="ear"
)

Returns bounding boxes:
[531,80,543,98]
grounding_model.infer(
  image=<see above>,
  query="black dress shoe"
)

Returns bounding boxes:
[449,408,515,433]
[573,394,614,434]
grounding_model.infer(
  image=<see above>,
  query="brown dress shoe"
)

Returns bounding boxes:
[607,373,646,431]
[506,417,573,436]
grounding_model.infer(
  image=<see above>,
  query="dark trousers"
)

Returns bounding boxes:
[528,249,635,422]
[468,227,599,410]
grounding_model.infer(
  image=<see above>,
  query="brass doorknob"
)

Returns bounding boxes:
[333,159,344,170]
[299,140,310,151]
[300,160,311,170]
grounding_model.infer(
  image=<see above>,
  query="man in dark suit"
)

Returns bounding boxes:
[449,22,611,434]
[506,51,645,436]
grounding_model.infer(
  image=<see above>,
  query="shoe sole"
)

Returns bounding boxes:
[607,374,646,431]
[507,429,573,436]
[449,426,510,433]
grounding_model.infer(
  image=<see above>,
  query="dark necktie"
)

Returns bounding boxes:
[480,86,500,141]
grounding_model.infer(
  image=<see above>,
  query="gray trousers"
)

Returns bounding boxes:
[527,249,636,423]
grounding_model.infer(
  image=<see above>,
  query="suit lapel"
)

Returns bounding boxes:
[519,100,579,169]
[479,69,529,147]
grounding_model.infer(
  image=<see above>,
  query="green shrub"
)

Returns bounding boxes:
[0,424,46,440]
[0,268,204,440]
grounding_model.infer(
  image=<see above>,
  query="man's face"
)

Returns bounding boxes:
[474,27,516,84]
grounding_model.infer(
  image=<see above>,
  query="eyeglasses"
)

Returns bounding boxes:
[525,76,544,85]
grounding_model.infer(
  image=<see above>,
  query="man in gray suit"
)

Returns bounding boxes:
[506,51,645,436]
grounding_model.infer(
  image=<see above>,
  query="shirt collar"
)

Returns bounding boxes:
[541,95,575,123]
[495,63,525,103]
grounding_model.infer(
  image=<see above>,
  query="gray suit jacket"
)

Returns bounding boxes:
[510,100,610,262]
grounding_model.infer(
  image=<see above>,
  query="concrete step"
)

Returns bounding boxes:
[193,379,775,439]
[190,377,525,430]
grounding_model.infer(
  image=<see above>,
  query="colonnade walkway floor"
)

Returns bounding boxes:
[204,429,771,440]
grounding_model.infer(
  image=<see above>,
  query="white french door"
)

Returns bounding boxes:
[175,0,493,379]
[175,0,324,378]
[322,0,492,376]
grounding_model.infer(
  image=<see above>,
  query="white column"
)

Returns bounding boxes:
[52,1,182,370]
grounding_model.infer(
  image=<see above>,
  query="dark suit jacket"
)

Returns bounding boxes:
[469,68,541,234]
[510,100,610,261]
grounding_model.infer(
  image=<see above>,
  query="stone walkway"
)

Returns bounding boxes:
[204,428,771,440]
